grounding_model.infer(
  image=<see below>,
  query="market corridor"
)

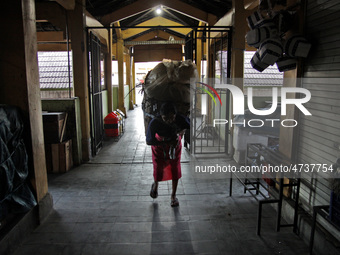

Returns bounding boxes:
[12,106,309,255]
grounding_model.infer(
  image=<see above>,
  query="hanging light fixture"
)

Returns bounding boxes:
[156,6,162,15]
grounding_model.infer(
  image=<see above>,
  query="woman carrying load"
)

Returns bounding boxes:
[146,102,190,207]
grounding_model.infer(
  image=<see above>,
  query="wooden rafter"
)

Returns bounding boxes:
[131,30,182,41]
[121,16,192,40]
[100,0,217,26]
[55,0,75,10]
[114,21,122,38]
[36,2,66,31]
[37,31,64,41]
[245,0,259,10]
[85,10,109,47]
[162,7,190,26]
[197,21,206,37]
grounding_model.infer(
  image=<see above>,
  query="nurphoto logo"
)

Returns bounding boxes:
[197,81,312,128]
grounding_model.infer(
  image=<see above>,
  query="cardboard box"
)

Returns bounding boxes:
[42,112,66,143]
[45,140,73,173]
[275,176,292,198]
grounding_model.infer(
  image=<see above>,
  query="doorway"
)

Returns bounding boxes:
[88,32,104,156]
[187,27,233,155]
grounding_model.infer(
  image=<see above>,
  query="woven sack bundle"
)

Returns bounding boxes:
[142,59,196,134]
[144,60,197,103]
[247,10,264,29]
[250,50,269,72]
[254,19,276,29]
[259,38,283,65]
[284,35,311,58]
[272,10,295,34]
[246,26,277,48]
[276,55,297,72]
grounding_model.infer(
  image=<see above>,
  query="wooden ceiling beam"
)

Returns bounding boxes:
[121,16,191,39]
[162,0,217,25]
[114,21,122,38]
[37,31,64,41]
[37,44,70,51]
[131,30,182,41]
[197,21,206,37]
[100,0,217,26]
[122,28,149,39]
[55,0,75,10]
[36,2,66,31]
[85,10,109,48]
[245,0,259,10]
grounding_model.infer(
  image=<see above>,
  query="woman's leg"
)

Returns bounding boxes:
[150,180,158,199]
[154,181,158,192]
[171,179,178,199]
[171,179,180,207]
[171,179,179,207]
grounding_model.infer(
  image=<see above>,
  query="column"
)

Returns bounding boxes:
[0,0,49,205]
[105,28,113,113]
[69,0,91,161]
[117,38,126,115]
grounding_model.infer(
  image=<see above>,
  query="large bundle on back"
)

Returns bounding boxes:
[142,59,197,134]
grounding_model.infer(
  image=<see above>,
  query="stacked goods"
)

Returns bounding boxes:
[259,38,283,65]
[247,9,277,31]
[276,54,297,72]
[251,50,269,72]
[0,105,37,224]
[246,5,311,72]
[142,59,197,134]
[247,10,265,30]
[272,10,295,34]
[284,34,312,58]
[246,26,277,48]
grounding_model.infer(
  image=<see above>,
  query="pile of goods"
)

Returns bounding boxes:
[246,0,311,72]
[142,59,197,133]
[0,105,37,228]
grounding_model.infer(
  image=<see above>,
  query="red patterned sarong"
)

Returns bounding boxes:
[151,134,182,181]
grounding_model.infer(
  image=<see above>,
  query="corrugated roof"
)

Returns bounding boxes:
[37,51,283,89]
[38,52,73,89]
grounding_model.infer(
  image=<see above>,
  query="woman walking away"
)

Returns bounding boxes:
[146,102,190,207]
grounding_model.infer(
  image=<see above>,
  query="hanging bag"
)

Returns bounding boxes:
[259,38,283,65]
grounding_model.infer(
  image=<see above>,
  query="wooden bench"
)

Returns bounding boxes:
[229,143,301,235]
[309,205,340,255]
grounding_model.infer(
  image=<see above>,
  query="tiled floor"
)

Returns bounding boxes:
[12,106,309,255]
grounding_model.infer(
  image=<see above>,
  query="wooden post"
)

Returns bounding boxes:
[227,0,247,155]
[206,36,214,79]
[279,0,304,160]
[0,0,48,202]
[105,28,113,113]
[125,49,133,110]
[279,70,298,159]
[117,38,126,115]
[231,0,246,82]
[196,38,202,78]
[196,22,206,78]
[69,0,91,161]
[127,49,135,109]
[132,54,136,106]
